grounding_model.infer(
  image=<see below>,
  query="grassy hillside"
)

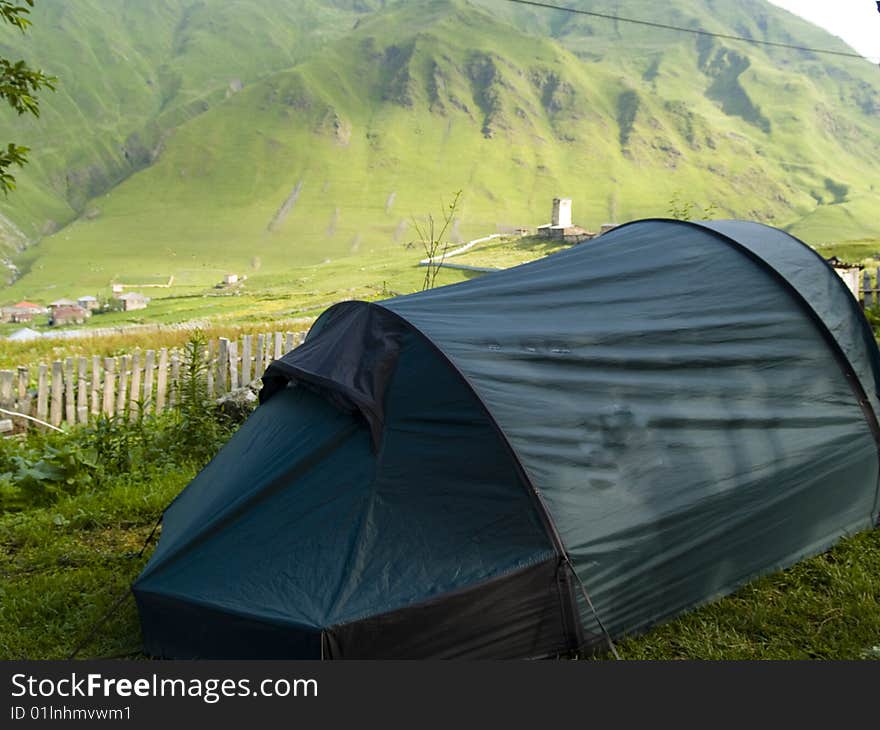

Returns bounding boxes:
[1,0,879,312]
[0,0,386,253]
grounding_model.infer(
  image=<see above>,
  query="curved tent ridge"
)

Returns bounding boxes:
[611,218,880,455]
[695,219,880,438]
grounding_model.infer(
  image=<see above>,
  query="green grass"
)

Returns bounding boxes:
[615,527,880,660]
[812,238,880,267]
[1,468,877,659]
[0,467,194,659]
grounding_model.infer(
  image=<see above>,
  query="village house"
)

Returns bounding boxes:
[223,273,239,285]
[77,295,100,311]
[49,304,89,327]
[1,301,45,323]
[536,198,594,242]
[48,297,78,309]
[113,291,148,311]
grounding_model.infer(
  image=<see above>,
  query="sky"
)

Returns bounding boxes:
[767,0,880,60]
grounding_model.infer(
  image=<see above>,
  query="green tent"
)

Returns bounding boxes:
[134,219,880,658]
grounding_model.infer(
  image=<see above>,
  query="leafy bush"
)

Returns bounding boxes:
[863,305,880,340]
[170,328,232,463]
[0,331,235,513]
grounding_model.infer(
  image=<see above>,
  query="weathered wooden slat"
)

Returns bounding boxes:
[116,355,130,417]
[0,370,15,429]
[64,358,76,425]
[77,358,89,424]
[274,331,283,360]
[0,370,14,410]
[228,340,239,390]
[862,269,876,306]
[129,351,142,418]
[156,348,168,411]
[285,331,294,353]
[255,333,265,380]
[242,335,253,384]
[143,349,156,412]
[16,365,30,422]
[37,364,49,422]
[102,357,116,417]
[16,366,28,402]
[50,361,64,427]
[91,355,101,416]
[217,338,229,394]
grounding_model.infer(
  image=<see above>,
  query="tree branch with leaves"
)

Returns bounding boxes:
[0,0,56,194]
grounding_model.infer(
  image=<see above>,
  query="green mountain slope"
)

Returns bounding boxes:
[0,0,385,252]
[1,0,879,301]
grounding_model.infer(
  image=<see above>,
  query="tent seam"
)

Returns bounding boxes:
[371,301,586,652]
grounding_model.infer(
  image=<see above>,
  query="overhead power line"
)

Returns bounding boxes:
[501,0,878,62]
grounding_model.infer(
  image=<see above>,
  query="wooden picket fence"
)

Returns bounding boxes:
[861,269,880,307]
[0,330,307,430]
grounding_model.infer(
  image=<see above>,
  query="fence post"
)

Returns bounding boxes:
[16,366,28,402]
[64,358,76,425]
[37,364,49,423]
[274,331,283,360]
[77,358,89,424]
[50,360,64,427]
[157,348,168,411]
[0,370,14,413]
[91,355,101,416]
[144,349,156,412]
[102,357,116,417]
[217,338,229,394]
[242,335,252,384]
[129,351,142,419]
[16,365,30,424]
[255,334,266,379]
[228,340,239,390]
[285,331,294,353]
[116,355,130,417]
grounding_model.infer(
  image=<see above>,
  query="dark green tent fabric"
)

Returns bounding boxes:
[135,218,880,658]
[135,328,572,658]
[384,219,880,638]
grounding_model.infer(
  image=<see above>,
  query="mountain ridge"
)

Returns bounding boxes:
[1,0,878,299]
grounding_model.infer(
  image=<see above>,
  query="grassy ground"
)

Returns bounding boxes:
[2,236,879,660]
[0,467,193,660]
[1,470,877,660]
